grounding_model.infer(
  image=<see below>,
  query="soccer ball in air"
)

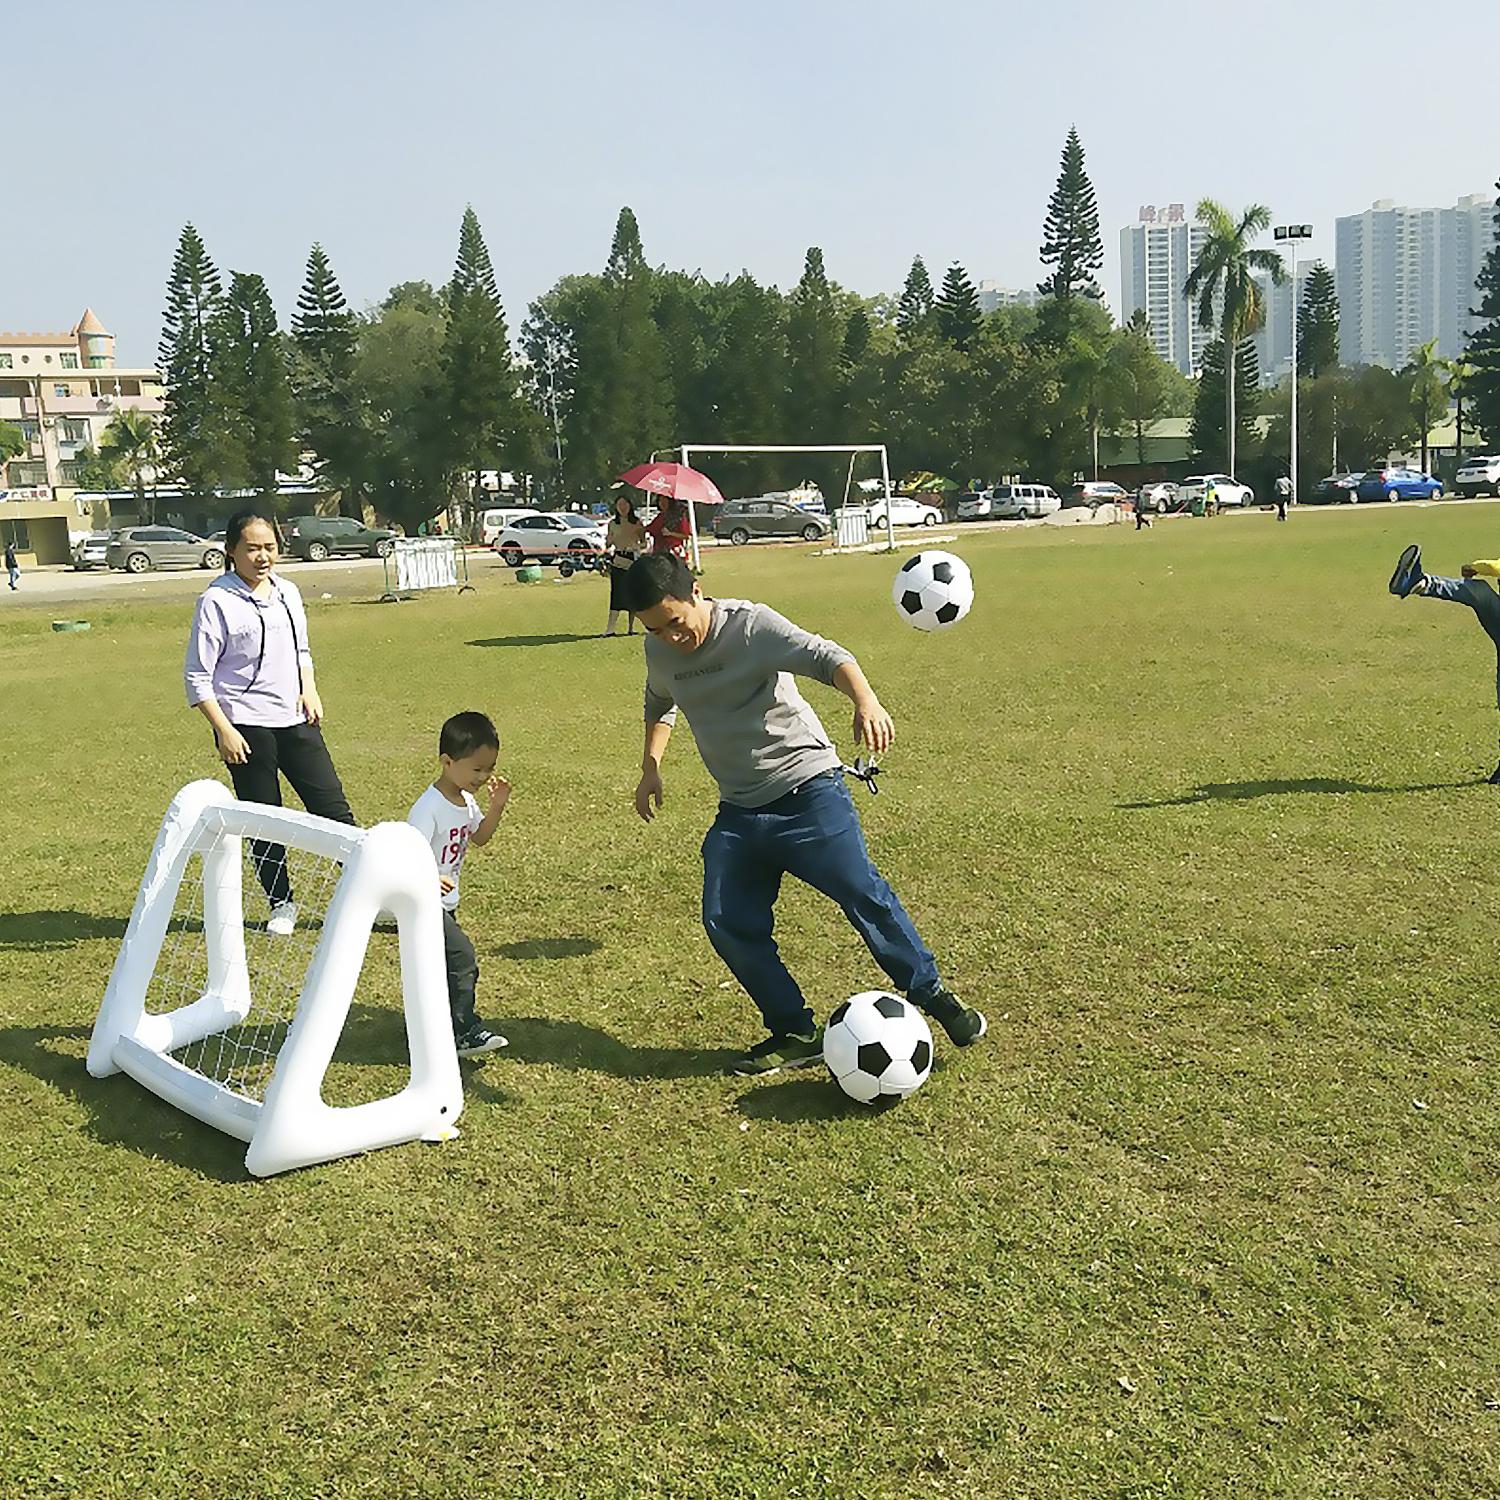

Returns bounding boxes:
[892,550,973,631]
[823,991,934,1105]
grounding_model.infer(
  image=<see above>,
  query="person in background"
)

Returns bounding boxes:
[5,539,18,590]
[604,493,648,637]
[648,498,692,560]
[183,508,355,935]
[1275,473,1293,522]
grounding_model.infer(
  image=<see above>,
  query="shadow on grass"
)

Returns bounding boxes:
[466,633,603,649]
[1120,777,1478,810]
[0,1024,252,1183]
[492,1016,736,1080]
[733,1075,866,1122]
[0,910,129,951]
[494,935,601,961]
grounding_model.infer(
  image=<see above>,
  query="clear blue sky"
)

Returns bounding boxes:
[4,0,1497,363]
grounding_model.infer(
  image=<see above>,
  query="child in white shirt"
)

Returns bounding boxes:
[407,711,511,1056]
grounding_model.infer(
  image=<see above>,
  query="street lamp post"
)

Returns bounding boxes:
[1274,224,1314,501]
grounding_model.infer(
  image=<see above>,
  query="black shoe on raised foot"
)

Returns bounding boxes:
[914,988,988,1047]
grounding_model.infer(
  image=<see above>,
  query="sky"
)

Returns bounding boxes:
[4,0,1498,365]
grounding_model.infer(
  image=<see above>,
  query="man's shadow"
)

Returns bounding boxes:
[465,634,601,649]
[492,1016,737,1080]
[0,911,129,951]
[1120,777,1477,810]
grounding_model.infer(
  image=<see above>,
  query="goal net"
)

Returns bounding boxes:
[87,780,462,1177]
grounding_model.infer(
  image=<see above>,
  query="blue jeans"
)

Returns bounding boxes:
[1424,575,1500,706]
[6,565,17,590]
[701,770,940,1036]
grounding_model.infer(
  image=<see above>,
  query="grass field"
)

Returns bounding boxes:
[3,508,1499,1498]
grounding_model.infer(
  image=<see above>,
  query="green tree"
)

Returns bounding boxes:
[291,243,367,518]
[567,208,672,487]
[1297,262,1339,378]
[1037,127,1104,304]
[0,421,22,478]
[1404,338,1448,477]
[1108,311,1177,463]
[697,273,787,493]
[1444,355,1478,465]
[785,247,844,442]
[98,409,159,518]
[1184,199,1284,476]
[439,206,524,529]
[1464,178,1500,445]
[157,223,229,509]
[1264,364,1417,481]
[68,444,124,492]
[1191,338,1261,466]
[210,271,297,503]
[934,263,982,351]
[897,256,935,339]
[358,282,449,531]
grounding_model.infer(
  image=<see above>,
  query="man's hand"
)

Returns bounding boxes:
[852,696,895,755]
[635,765,665,822]
[486,775,511,812]
[299,688,325,725]
[1463,563,1477,578]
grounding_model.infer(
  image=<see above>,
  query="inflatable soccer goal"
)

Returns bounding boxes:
[87,781,463,1176]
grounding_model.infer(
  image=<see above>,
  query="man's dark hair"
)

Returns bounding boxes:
[440,710,499,759]
[625,552,695,612]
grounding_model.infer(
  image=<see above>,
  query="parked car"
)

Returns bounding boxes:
[989,483,1062,520]
[71,532,112,570]
[712,498,832,545]
[957,489,997,520]
[494,511,607,567]
[480,506,539,545]
[1177,474,1254,508]
[867,495,942,528]
[1137,482,1180,513]
[1066,481,1131,509]
[1312,472,1364,504]
[1354,467,1443,502]
[106,526,225,574]
[1455,455,1500,498]
[283,515,396,561]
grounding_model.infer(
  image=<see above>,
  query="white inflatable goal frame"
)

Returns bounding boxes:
[87,780,463,1177]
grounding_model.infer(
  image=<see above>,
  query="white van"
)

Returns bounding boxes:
[480,506,539,545]
[990,483,1061,520]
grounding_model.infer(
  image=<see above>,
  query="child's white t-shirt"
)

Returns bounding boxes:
[407,784,483,912]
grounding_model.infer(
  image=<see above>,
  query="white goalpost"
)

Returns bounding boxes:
[678,443,897,570]
[87,780,463,1177]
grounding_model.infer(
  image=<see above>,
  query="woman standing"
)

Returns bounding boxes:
[647,498,692,560]
[604,494,648,636]
[183,509,355,935]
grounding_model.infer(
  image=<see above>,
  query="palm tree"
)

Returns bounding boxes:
[1443,355,1478,468]
[1184,201,1284,479]
[1405,340,1447,478]
[99,409,160,523]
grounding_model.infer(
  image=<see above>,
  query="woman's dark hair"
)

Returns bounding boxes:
[440,710,500,760]
[223,509,280,570]
[612,493,639,525]
[625,553,695,612]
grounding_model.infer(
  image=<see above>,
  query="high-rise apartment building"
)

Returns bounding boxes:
[1335,194,1496,368]
[1250,262,1318,386]
[1119,206,1213,376]
[976,282,1039,315]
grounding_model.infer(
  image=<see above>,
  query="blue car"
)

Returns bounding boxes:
[1355,466,1444,502]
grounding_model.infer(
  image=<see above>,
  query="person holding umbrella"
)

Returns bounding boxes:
[618,461,726,572]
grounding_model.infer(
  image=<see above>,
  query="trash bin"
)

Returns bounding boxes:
[1190,496,1206,517]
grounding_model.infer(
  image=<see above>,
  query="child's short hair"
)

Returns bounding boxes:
[439,711,499,760]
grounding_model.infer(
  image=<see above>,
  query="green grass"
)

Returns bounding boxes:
[2,510,1499,1498]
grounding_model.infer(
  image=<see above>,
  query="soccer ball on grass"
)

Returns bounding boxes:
[823,991,934,1105]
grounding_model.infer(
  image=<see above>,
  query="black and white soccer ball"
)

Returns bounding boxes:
[892,550,974,632]
[823,990,934,1105]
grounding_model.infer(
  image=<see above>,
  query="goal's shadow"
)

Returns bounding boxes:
[0,1024,255,1183]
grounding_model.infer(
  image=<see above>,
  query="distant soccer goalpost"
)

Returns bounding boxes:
[87,780,462,1177]
[677,443,897,570]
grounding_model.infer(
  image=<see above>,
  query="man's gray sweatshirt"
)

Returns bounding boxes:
[644,598,855,807]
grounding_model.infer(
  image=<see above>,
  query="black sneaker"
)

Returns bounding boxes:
[914,988,988,1047]
[730,1028,824,1077]
[456,1027,509,1058]
[1389,543,1424,598]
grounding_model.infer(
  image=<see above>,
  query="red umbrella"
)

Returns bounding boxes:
[618,461,725,506]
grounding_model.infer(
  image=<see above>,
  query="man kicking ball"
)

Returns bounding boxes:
[625,552,986,1076]
[1391,541,1500,781]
